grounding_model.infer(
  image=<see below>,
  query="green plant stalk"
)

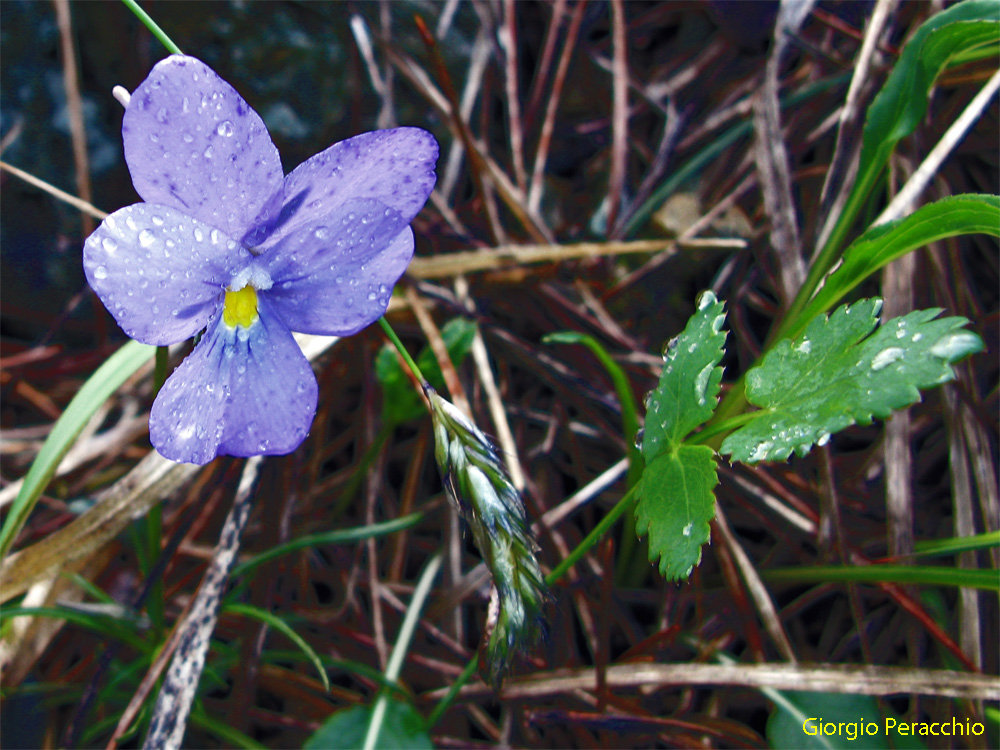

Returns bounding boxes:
[378,315,428,386]
[143,505,165,639]
[543,332,644,583]
[363,553,442,750]
[122,0,183,55]
[426,485,638,726]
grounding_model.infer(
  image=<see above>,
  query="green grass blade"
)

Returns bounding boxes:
[784,195,1000,344]
[223,603,330,692]
[0,339,155,560]
[230,513,424,578]
[763,565,998,592]
[793,0,1000,321]
[913,531,1000,558]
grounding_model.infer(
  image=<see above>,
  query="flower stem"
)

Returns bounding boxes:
[121,0,183,55]
[377,316,428,388]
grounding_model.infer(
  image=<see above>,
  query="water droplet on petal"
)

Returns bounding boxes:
[194,227,204,242]
[94,265,108,279]
[314,226,328,239]
[203,146,214,159]
[138,229,156,248]
[216,120,234,137]
[156,107,168,124]
[101,237,118,253]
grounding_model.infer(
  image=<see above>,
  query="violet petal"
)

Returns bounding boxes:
[149,300,317,464]
[123,54,283,240]
[262,198,411,336]
[83,203,250,345]
[268,127,437,246]
[217,298,318,457]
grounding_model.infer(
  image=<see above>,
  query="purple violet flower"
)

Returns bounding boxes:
[83,55,438,465]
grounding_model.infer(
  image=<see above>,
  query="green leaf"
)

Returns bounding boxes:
[375,317,477,424]
[641,291,727,458]
[634,445,718,581]
[0,339,155,560]
[816,0,1000,270]
[796,195,1000,338]
[721,299,983,463]
[634,292,726,581]
[304,699,433,750]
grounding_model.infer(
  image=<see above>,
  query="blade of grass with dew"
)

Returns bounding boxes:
[0,340,155,560]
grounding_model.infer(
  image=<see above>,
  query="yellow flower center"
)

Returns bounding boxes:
[222,285,259,328]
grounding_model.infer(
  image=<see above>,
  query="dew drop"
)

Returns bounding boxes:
[194,227,204,242]
[929,332,980,361]
[203,146,214,159]
[101,237,118,254]
[662,336,680,361]
[151,215,164,226]
[182,96,190,113]
[682,522,693,537]
[138,229,156,248]
[183,133,194,144]
[694,363,714,406]
[156,107,168,124]
[94,265,108,279]
[696,290,717,311]
[314,226,328,239]
[633,428,645,450]
[871,347,904,371]
[216,120,234,137]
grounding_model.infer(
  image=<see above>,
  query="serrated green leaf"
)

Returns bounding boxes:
[376,317,477,424]
[641,291,727,460]
[721,299,984,463]
[304,699,432,750]
[795,195,1000,338]
[634,444,718,581]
